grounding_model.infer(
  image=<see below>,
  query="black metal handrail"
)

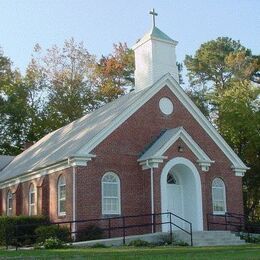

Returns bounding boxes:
[9,211,193,249]
[207,212,260,235]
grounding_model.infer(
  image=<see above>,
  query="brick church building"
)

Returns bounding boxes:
[0,13,248,236]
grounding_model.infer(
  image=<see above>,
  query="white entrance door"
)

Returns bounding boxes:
[167,183,183,230]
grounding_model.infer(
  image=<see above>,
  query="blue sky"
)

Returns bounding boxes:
[0,0,259,77]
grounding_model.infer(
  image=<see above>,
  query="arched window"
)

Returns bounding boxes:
[212,178,226,214]
[6,190,13,216]
[29,184,36,216]
[57,175,66,216]
[102,172,121,215]
[167,172,177,184]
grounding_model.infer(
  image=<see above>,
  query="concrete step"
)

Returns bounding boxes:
[173,230,246,247]
[194,240,245,247]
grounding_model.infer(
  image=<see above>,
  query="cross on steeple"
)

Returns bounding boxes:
[149,8,158,28]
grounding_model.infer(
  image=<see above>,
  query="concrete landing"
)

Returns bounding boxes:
[72,231,246,247]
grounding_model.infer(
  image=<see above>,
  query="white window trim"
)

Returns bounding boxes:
[29,184,36,216]
[101,172,121,215]
[57,175,66,216]
[7,190,13,216]
[212,178,227,215]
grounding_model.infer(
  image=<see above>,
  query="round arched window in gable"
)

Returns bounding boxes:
[159,97,174,115]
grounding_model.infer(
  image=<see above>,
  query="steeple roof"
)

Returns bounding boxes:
[134,26,177,48]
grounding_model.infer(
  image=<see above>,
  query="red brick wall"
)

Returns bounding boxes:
[0,85,244,234]
[0,168,73,222]
[75,85,244,231]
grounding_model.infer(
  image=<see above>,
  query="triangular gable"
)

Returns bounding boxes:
[138,127,214,171]
[78,73,248,176]
[0,73,248,186]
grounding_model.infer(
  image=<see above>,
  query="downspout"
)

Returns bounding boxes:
[72,165,76,240]
[146,160,154,232]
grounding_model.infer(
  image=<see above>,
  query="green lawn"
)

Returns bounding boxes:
[0,245,259,259]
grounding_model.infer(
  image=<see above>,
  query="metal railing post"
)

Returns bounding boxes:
[153,214,156,233]
[225,213,228,230]
[190,223,193,246]
[15,224,18,251]
[108,218,111,238]
[207,214,209,230]
[169,213,173,244]
[122,217,126,245]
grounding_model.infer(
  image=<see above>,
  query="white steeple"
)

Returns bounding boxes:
[133,9,179,91]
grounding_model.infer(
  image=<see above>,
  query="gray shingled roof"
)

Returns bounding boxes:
[139,128,181,161]
[0,156,15,171]
[0,87,151,183]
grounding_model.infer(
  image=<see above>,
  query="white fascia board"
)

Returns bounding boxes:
[77,73,247,171]
[0,160,69,189]
[179,130,213,162]
[0,154,95,188]
[164,76,248,170]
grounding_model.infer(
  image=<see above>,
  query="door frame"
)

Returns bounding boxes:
[160,157,204,231]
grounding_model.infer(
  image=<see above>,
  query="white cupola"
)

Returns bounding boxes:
[133,9,179,91]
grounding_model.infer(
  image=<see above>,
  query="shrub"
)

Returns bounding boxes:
[76,225,103,242]
[35,225,71,243]
[128,239,151,247]
[0,215,49,246]
[240,233,260,243]
[43,237,65,249]
[90,243,108,248]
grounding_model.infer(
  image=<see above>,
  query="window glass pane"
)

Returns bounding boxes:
[213,188,224,201]
[103,198,118,213]
[60,185,66,199]
[59,200,66,213]
[30,205,36,215]
[213,178,224,188]
[212,178,226,213]
[103,183,118,197]
[213,201,224,212]
[102,173,120,214]
[58,175,66,215]
[30,192,35,204]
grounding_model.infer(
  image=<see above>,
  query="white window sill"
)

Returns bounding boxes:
[213,212,226,215]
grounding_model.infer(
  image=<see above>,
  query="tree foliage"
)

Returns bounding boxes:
[185,37,260,219]
[185,37,259,90]
[92,42,134,103]
[0,40,134,154]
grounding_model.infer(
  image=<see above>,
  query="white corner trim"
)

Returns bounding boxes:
[68,154,96,167]
[231,166,247,177]
[0,154,95,188]
[138,157,167,170]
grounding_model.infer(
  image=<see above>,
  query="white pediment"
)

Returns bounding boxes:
[138,127,214,171]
